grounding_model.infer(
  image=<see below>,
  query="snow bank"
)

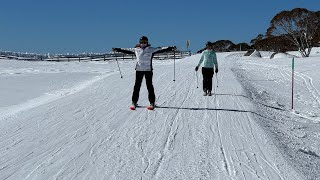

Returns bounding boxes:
[287,47,320,57]
[259,51,274,58]
[310,47,320,55]
[233,55,320,179]
[271,52,297,59]
[249,50,262,58]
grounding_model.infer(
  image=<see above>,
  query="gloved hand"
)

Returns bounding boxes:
[195,66,199,71]
[215,68,218,73]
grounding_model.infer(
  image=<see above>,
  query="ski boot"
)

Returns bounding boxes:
[203,91,208,96]
[147,103,155,110]
[130,102,138,110]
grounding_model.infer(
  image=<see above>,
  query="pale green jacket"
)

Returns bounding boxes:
[197,50,218,69]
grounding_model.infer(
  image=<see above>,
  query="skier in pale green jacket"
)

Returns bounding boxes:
[195,42,219,96]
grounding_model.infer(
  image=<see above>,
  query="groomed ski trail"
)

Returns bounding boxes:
[0,53,302,180]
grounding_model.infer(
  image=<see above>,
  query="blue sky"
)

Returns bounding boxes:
[0,0,319,54]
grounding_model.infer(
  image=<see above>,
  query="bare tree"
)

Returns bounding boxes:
[267,8,320,57]
[254,35,296,52]
[313,11,320,46]
[250,34,265,46]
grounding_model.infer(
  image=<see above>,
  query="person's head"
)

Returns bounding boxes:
[139,36,149,48]
[206,41,213,51]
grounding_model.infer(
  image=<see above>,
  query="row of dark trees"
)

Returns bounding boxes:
[252,8,320,57]
[202,8,320,57]
[197,40,252,53]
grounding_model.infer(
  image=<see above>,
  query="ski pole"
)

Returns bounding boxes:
[115,58,123,78]
[196,71,199,88]
[216,73,218,88]
[173,50,176,82]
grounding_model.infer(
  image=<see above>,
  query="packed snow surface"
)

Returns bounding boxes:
[1,51,319,179]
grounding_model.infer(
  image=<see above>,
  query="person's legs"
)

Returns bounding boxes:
[202,68,208,92]
[145,71,155,104]
[202,68,214,95]
[207,68,214,92]
[132,71,144,104]
[202,68,211,92]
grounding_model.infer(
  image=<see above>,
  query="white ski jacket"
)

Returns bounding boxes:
[133,47,162,71]
[113,46,174,71]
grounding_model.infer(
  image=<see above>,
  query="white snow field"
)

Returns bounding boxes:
[0,50,319,179]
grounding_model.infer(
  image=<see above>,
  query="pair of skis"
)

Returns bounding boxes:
[130,105,154,111]
[203,93,213,96]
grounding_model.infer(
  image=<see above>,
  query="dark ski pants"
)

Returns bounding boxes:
[132,71,155,104]
[202,67,214,92]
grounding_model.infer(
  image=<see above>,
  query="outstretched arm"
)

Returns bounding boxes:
[112,48,135,55]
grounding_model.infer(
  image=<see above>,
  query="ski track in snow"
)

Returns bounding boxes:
[237,59,320,122]
[0,55,303,180]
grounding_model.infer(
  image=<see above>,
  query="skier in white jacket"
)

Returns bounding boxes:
[112,36,176,109]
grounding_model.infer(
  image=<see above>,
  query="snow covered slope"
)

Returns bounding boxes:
[0,54,307,179]
[232,54,320,180]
